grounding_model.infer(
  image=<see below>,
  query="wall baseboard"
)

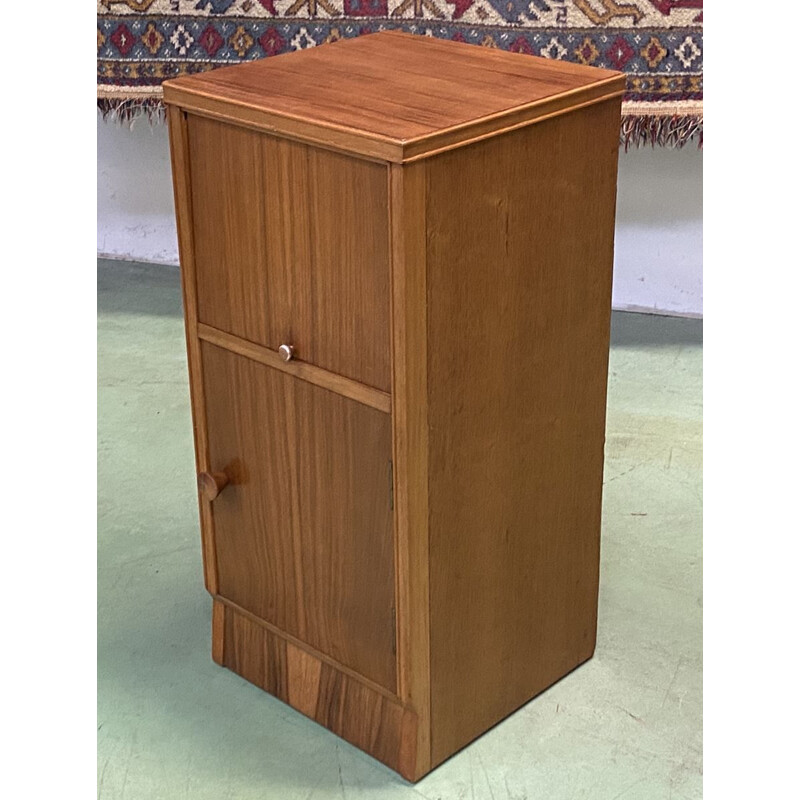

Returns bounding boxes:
[612,303,703,320]
[98,251,179,268]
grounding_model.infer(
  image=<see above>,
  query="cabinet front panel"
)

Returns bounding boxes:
[201,342,397,692]
[188,116,391,392]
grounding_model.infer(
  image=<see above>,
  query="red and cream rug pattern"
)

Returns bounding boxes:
[98,1,702,146]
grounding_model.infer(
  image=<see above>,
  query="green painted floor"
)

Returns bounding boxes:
[98,258,702,800]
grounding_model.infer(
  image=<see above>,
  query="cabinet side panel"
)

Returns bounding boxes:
[427,99,621,764]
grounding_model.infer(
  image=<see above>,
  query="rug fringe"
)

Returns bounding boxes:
[99,97,702,148]
[98,97,165,125]
[620,114,702,150]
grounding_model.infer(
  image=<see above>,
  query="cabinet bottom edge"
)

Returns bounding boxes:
[428,646,598,770]
[212,598,423,781]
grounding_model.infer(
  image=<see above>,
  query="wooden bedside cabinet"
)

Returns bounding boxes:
[164,31,624,782]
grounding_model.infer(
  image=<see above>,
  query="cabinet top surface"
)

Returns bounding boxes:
[163,31,624,162]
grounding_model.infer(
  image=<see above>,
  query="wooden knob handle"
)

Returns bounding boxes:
[198,471,229,501]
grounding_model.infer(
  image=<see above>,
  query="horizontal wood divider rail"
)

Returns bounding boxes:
[197,324,392,414]
[215,595,403,704]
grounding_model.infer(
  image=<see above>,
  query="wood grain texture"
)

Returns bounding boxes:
[201,342,396,692]
[389,161,431,779]
[217,602,418,779]
[166,105,219,595]
[167,32,624,779]
[424,98,622,765]
[197,323,391,413]
[163,31,625,163]
[219,595,400,702]
[187,115,391,391]
[211,598,225,665]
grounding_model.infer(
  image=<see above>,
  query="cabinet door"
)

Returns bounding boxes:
[201,342,397,692]
[187,116,391,392]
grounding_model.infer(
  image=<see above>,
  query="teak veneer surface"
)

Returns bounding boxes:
[202,343,396,692]
[165,32,623,783]
[215,600,417,777]
[163,31,625,162]
[424,99,620,764]
[188,115,391,391]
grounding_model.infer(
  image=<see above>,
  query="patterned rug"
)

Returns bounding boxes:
[97,1,702,147]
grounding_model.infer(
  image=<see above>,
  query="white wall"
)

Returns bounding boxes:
[97,115,702,317]
[613,141,702,317]
[98,115,179,266]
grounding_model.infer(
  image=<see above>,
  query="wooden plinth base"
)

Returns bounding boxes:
[211,599,419,780]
